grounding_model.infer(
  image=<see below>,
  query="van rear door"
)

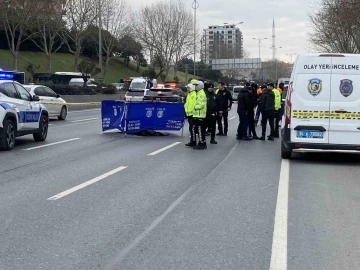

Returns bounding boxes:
[329,56,360,145]
[290,55,331,144]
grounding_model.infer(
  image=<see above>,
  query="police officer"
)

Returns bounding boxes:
[268,83,281,138]
[248,83,259,139]
[236,84,253,140]
[216,82,233,136]
[205,83,219,144]
[184,81,197,147]
[259,84,275,141]
[192,81,207,149]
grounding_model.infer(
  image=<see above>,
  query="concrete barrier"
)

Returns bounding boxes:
[60,94,124,111]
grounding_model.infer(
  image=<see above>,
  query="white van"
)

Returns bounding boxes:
[281,53,360,159]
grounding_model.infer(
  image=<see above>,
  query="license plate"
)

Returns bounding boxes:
[296,130,324,138]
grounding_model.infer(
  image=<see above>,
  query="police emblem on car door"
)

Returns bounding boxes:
[339,79,353,97]
[307,78,322,97]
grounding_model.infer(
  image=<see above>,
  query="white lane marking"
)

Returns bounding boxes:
[148,142,181,156]
[269,159,290,270]
[71,118,99,123]
[22,138,81,151]
[229,116,237,120]
[104,142,240,269]
[47,166,127,200]
[68,109,100,113]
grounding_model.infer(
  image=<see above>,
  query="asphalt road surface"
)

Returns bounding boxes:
[1,108,360,270]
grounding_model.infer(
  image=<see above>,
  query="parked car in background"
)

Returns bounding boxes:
[143,88,183,102]
[24,85,68,120]
[69,78,97,87]
[112,83,124,90]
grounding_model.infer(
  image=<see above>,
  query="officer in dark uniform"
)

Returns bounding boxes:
[259,84,275,141]
[205,83,219,144]
[216,82,233,136]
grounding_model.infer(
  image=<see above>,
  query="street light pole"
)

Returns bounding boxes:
[192,0,199,77]
[253,37,267,81]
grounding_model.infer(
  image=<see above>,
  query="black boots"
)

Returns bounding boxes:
[185,141,196,147]
[193,142,207,149]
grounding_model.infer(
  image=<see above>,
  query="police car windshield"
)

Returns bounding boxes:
[130,82,147,89]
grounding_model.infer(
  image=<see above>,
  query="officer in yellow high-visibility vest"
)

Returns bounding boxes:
[184,82,197,146]
[269,83,281,138]
[192,80,207,149]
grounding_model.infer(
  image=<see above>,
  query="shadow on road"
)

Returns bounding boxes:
[292,152,360,165]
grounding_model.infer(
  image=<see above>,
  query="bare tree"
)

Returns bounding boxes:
[134,0,196,79]
[309,0,360,53]
[27,0,65,72]
[172,5,195,79]
[0,0,39,69]
[61,0,97,71]
[96,0,132,77]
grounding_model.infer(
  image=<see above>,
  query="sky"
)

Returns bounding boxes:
[129,0,317,63]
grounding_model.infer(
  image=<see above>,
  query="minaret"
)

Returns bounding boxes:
[272,16,276,60]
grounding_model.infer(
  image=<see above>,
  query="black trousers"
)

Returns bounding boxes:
[206,114,217,140]
[188,116,195,141]
[261,110,275,137]
[193,118,206,143]
[217,111,229,134]
[247,109,257,137]
[274,110,281,134]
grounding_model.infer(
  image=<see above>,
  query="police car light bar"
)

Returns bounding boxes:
[0,73,14,79]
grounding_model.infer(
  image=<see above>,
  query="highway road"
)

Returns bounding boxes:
[1,108,360,270]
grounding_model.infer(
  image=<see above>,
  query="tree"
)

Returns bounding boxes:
[28,0,65,72]
[77,59,100,86]
[309,0,360,53]
[134,0,196,79]
[97,0,132,77]
[61,0,98,71]
[0,0,39,69]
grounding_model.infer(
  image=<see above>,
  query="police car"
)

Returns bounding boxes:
[0,80,49,150]
[281,53,360,159]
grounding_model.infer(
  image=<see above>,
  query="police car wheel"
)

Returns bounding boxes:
[281,140,292,159]
[33,115,49,142]
[58,106,67,120]
[0,119,16,150]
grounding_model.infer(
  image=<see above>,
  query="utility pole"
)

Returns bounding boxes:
[98,0,103,82]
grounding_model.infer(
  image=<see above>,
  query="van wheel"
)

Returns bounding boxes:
[58,106,67,120]
[0,119,16,150]
[281,140,292,159]
[33,115,49,142]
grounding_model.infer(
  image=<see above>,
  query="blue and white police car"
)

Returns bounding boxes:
[0,80,49,150]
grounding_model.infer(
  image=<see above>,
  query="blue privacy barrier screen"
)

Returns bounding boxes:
[101,100,126,132]
[101,101,185,133]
